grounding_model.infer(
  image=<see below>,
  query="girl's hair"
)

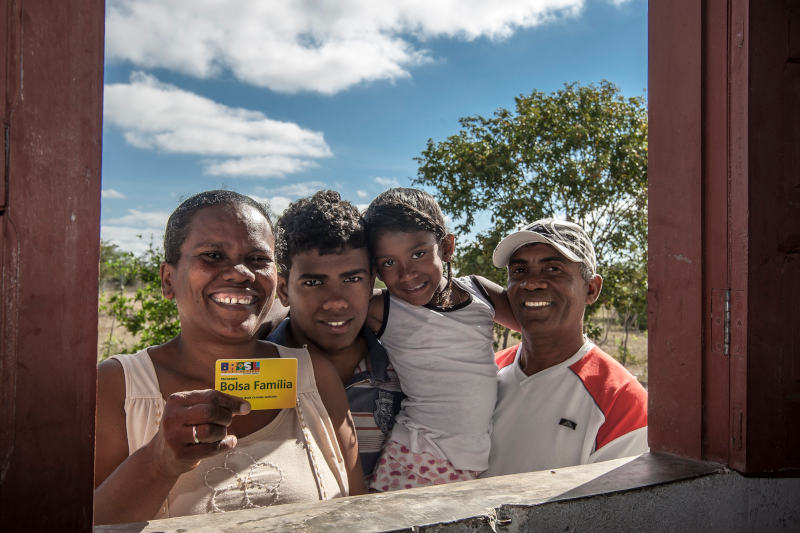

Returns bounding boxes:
[163,190,273,265]
[363,187,448,246]
[363,187,453,297]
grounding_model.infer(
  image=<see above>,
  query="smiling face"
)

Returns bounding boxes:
[507,243,602,347]
[160,203,277,342]
[276,246,373,356]
[373,230,454,306]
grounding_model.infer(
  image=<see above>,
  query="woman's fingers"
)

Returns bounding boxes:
[185,423,228,445]
[182,403,235,427]
[151,389,252,475]
[180,436,239,458]
[169,389,251,415]
[163,390,250,436]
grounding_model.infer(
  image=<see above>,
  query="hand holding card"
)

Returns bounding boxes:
[214,358,298,410]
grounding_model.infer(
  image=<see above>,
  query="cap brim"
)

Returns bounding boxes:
[492,230,581,268]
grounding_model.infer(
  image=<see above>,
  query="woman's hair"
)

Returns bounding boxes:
[275,190,367,274]
[163,190,273,265]
[362,187,448,250]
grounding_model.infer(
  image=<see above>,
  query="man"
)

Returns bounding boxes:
[484,218,648,476]
[266,190,403,481]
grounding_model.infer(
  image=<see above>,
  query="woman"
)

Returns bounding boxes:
[94,190,365,524]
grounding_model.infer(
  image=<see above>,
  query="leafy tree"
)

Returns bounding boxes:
[602,260,648,365]
[99,243,179,359]
[99,240,139,288]
[414,81,648,344]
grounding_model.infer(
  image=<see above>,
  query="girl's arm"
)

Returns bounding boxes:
[310,353,367,495]
[473,275,521,332]
[365,289,386,335]
[94,359,249,524]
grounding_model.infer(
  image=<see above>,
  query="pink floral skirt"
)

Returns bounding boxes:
[370,440,480,492]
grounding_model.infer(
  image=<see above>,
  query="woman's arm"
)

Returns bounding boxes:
[94,358,179,524]
[310,353,367,496]
[94,359,251,524]
[473,275,521,332]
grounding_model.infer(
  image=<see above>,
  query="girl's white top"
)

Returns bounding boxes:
[378,275,498,472]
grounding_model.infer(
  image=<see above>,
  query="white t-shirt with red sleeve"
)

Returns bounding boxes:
[483,340,648,477]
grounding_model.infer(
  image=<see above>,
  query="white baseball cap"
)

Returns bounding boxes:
[492,218,597,275]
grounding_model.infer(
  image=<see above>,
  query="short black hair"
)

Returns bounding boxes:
[163,190,273,265]
[275,190,367,275]
[362,187,448,251]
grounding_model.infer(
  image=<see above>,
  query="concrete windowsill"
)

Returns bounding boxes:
[94,453,724,532]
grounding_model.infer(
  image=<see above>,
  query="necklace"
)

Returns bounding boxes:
[430,280,466,309]
[430,285,451,308]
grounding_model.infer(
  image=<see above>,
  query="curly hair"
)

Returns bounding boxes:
[275,190,367,275]
[163,190,273,265]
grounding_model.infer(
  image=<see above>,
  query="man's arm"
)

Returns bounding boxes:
[588,380,649,463]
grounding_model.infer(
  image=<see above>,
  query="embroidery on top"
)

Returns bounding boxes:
[204,451,283,513]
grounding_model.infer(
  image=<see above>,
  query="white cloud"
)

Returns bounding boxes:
[204,156,319,178]
[106,208,171,229]
[106,0,585,95]
[104,72,332,177]
[102,188,126,199]
[375,176,400,188]
[250,182,333,218]
[254,195,293,217]
[356,190,368,198]
[101,225,164,256]
[254,182,328,198]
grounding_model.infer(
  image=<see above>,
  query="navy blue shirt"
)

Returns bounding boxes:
[266,319,404,478]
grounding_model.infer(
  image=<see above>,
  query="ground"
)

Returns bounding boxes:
[97,286,139,360]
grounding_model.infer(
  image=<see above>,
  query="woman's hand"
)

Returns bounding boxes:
[147,389,252,477]
[94,358,253,525]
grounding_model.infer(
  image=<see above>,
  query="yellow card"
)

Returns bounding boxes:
[214,358,298,410]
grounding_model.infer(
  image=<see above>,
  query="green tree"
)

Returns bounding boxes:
[99,240,138,288]
[99,243,179,359]
[603,260,648,365]
[414,81,647,343]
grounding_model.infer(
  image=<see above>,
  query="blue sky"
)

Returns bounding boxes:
[101,0,646,254]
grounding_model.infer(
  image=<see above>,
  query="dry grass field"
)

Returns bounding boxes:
[495,306,648,388]
[97,287,139,360]
[98,292,647,386]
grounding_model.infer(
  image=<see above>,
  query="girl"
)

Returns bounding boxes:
[364,187,518,491]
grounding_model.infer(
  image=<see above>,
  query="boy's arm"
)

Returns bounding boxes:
[473,275,520,332]
[310,353,367,495]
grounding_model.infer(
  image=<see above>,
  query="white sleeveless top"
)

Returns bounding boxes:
[111,343,348,518]
[377,275,498,472]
